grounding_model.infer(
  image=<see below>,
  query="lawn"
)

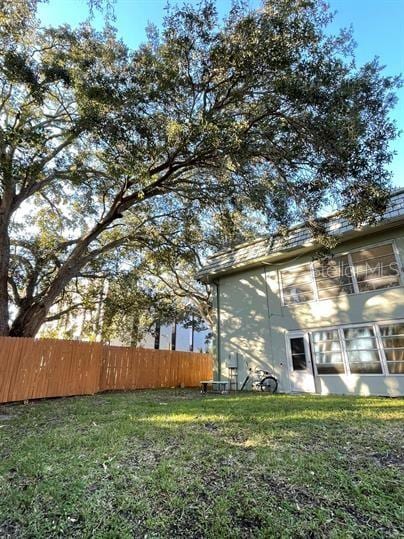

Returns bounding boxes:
[0,391,403,538]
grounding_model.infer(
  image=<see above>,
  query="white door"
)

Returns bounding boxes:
[287,332,316,393]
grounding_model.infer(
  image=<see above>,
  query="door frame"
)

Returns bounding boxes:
[285,330,316,393]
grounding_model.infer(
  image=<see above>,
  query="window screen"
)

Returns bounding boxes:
[343,327,383,374]
[351,244,400,292]
[312,330,345,374]
[313,255,354,300]
[280,243,401,306]
[379,323,404,374]
[281,264,315,304]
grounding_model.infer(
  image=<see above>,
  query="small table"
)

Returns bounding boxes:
[200,380,229,394]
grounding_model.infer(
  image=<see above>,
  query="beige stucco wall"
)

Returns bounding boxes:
[215,225,404,396]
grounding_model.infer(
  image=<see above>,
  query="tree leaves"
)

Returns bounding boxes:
[0,0,400,336]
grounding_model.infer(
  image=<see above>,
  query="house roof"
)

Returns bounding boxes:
[197,188,404,282]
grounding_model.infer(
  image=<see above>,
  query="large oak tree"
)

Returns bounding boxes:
[0,0,399,337]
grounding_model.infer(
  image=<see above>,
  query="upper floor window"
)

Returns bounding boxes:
[280,263,314,304]
[313,255,354,300]
[351,244,400,292]
[280,242,401,305]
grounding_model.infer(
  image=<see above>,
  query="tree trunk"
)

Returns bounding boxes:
[9,235,107,337]
[8,202,128,337]
[0,196,12,336]
[94,280,106,342]
[130,310,141,347]
[9,302,47,337]
[10,261,83,337]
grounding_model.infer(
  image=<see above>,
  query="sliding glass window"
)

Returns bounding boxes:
[379,323,404,374]
[343,327,383,374]
[309,321,404,376]
[312,330,345,374]
[350,244,400,292]
[280,242,401,306]
[313,255,354,300]
[280,263,315,304]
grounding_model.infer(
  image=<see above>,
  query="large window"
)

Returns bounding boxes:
[343,327,383,374]
[350,244,400,292]
[308,321,404,376]
[313,255,354,300]
[280,242,401,305]
[379,323,404,374]
[312,330,344,374]
[281,263,314,304]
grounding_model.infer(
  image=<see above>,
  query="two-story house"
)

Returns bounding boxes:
[198,189,404,397]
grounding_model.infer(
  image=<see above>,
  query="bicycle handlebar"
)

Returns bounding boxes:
[249,368,270,375]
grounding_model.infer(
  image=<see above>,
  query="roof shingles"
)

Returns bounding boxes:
[199,190,404,279]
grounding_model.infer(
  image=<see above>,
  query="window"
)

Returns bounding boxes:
[379,323,404,374]
[308,321,404,376]
[290,337,307,370]
[351,244,400,292]
[313,255,354,300]
[343,327,383,374]
[280,242,401,305]
[312,330,345,374]
[281,264,315,304]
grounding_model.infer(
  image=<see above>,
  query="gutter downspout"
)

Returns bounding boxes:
[212,280,221,381]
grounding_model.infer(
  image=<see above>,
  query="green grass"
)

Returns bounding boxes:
[0,391,403,538]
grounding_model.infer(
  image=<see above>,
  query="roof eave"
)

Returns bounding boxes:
[197,214,404,283]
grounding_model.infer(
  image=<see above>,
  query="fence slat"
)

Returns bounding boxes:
[0,337,213,404]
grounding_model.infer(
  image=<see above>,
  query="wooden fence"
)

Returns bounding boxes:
[0,337,213,404]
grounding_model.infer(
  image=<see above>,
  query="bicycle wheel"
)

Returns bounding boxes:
[260,376,278,393]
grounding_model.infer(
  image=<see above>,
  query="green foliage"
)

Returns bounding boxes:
[0,0,400,336]
[101,271,206,345]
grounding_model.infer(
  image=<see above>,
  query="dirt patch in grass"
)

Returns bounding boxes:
[0,520,21,538]
[262,474,394,535]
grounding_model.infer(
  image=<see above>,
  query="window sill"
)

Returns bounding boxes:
[283,284,403,308]
[317,373,404,377]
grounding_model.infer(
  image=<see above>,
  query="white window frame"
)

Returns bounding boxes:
[314,254,354,301]
[349,239,403,293]
[340,322,388,377]
[347,252,360,295]
[310,263,319,302]
[310,327,346,376]
[308,319,404,377]
[279,260,316,306]
[375,320,404,376]
[279,240,403,307]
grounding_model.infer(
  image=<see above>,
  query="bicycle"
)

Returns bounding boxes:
[240,367,278,393]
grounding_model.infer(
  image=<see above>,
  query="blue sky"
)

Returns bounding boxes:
[38,0,404,187]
